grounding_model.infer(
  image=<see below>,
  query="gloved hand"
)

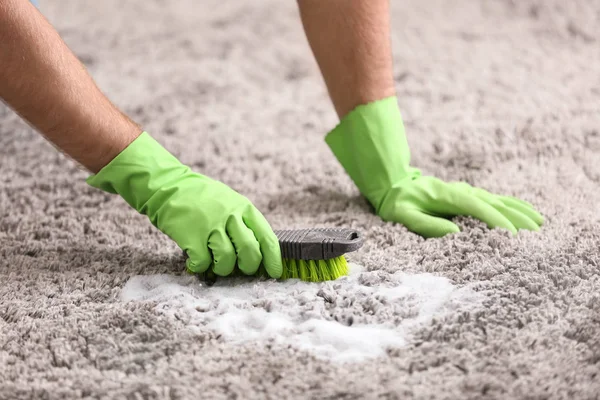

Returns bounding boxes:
[326,97,544,238]
[87,132,282,277]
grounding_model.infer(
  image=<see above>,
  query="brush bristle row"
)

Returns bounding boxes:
[282,256,348,282]
[196,256,349,283]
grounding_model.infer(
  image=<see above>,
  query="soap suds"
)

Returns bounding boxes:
[121,264,483,362]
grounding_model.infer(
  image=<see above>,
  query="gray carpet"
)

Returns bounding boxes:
[1,0,600,398]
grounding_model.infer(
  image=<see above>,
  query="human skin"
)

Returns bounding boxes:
[1,0,542,242]
[298,0,396,119]
[0,0,140,173]
[0,0,281,277]
[297,0,543,237]
[1,0,397,174]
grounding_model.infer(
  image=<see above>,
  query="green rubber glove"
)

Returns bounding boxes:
[87,132,282,278]
[326,97,544,238]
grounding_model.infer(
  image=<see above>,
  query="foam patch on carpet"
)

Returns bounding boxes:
[121,265,483,363]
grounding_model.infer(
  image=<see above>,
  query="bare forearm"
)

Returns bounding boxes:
[298,0,396,119]
[0,0,140,173]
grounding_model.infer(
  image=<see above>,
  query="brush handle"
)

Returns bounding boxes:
[274,228,363,260]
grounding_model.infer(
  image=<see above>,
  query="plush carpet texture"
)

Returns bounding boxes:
[1,0,599,399]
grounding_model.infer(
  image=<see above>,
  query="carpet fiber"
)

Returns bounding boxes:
[1,0,599,398]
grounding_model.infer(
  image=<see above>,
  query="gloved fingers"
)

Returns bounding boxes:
[488,202,540,231]
[395,208,460,238]
[208,230,237,276]
[226,215,262,275]
[461,184,544,227]
[502,195,536,210]
[449,191,518,235]
[449,181,475,192]
[467,185,537,213]
[499,196,544,226]
[185,245,212,274]
[244,207,283,279]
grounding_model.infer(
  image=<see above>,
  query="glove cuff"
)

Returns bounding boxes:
[86,132,190,213]
[325,96,414,210]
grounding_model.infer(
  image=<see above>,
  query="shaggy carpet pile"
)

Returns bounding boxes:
[1,0,599,398]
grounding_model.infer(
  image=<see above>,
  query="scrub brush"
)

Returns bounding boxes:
[198,228,363,283]
[275,228,363,281]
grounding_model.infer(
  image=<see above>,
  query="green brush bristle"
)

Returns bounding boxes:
[195,255,349,283]
[287,258,298,279]
[282,255,348,282]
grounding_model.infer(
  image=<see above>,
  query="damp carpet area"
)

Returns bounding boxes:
[1,0,599,399]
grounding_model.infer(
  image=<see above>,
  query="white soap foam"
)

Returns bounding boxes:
[121,264,482,363]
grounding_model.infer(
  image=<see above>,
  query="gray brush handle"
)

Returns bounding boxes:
[274,228,363,260]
